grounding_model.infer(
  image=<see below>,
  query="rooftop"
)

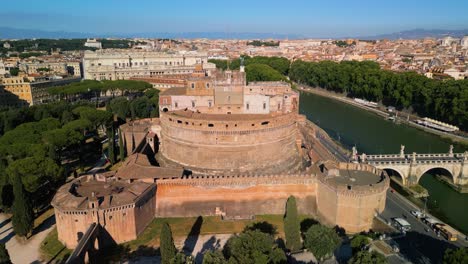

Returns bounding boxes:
[52,174,154,210]
[166,109,288,121]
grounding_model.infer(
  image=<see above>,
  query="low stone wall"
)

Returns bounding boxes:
[155,174,317,218]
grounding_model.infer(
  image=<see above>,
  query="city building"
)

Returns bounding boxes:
[0,60,6,76]
[19,61,82,77]
[0,75,81,107]
[84,38,102,49]
[461,36,468,49]
[82,50,214,80]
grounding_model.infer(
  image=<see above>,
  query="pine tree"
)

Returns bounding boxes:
[284,196,302,252]
[11,175,34,238]
[118,129,126,161]
[160,222,176,264]
[0,243,11,264]
[107,125,115,165]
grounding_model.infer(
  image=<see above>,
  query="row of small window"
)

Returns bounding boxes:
[245,103,268,110]
[169,118,270,128]
[3,79,23,84]
[191,83,210,89]
[112,62,149,67]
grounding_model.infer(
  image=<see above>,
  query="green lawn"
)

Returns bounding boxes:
[40,228,72,262]
[125,215,291,250]
[42,214,315,262]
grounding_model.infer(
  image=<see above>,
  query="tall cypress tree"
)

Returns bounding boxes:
[160,222,176,264]
[284,196,302,252]
[11,175,34,238]
[118,130,126,161]
[0,243,11,264]
[107,125,115,165]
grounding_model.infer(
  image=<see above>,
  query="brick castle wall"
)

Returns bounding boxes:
[155,174,317,218]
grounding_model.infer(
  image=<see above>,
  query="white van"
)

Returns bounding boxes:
[392,217,411,231]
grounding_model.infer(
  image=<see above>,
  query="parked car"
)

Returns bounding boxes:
[410,210,425,218]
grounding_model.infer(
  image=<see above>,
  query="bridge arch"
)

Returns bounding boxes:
[382,168,406,186]
[417,167,455,184]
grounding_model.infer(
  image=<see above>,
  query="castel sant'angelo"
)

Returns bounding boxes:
[52,63,389,248]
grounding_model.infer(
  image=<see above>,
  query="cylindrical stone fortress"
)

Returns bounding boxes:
[159,110,304,174]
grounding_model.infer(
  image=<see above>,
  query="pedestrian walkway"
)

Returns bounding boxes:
[0,213,55,264]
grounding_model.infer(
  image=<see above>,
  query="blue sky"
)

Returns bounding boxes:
[1,0,467,37]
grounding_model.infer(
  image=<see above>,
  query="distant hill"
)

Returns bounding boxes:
[357,28,468,40]
[0,27,302,40]
[0,27,93,39]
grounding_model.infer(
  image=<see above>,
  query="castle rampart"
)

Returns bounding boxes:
[159,111,304,174]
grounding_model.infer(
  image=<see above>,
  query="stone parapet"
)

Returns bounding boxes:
[156,173,316,187]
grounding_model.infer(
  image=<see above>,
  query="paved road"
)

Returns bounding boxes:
[316,132,349,162]
[0,213,55,264]
[381,190,467,263]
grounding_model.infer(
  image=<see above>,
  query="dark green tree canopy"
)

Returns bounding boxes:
[160,222,177,264]
[223,230,286,264]
[283,196,302,252]
[11,173,34,238]
[443,248,468,264]
[0,243,11,264]
[289,60,468,130]
[349,250,387,264]
[6,156,62,193]
[303,224,341,260]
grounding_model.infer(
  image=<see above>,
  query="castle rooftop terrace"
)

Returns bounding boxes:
[167,109,289,121]
[52,175,154,210]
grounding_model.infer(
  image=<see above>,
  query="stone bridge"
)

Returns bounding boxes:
[353,145,468,186]
[65,223,100,264]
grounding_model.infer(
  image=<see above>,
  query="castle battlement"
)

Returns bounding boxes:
[156,173,316,186]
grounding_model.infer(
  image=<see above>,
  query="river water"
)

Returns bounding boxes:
[299,91,468,233]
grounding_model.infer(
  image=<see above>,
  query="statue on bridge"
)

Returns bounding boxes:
[352,146,358,161]
[449,145,454,157]
[400,145,405,158]
[360,153,367,163]
[412,152,416,163]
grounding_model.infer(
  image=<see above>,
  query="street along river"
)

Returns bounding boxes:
[299,91,468,233]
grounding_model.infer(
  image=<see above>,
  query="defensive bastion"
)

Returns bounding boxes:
[53,158,388,247]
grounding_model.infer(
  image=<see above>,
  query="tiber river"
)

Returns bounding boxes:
[299,92,468,233]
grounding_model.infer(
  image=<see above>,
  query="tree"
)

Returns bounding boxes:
[0,243,11,264]
[160,222,177,264]
[11,174,34,238]
[118,129,126,161]
[350,235,370,253]
[348,250,387,264]
[203,250,227,264]
[223,230,286,264]
[443,248,468,264]
[245,64,285,83]
[6,156,62,194]
[107,97,130,121]
[130,96,152,119]
[283,196,301,252]
[107,125,116,165]
[303,224,340,261]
